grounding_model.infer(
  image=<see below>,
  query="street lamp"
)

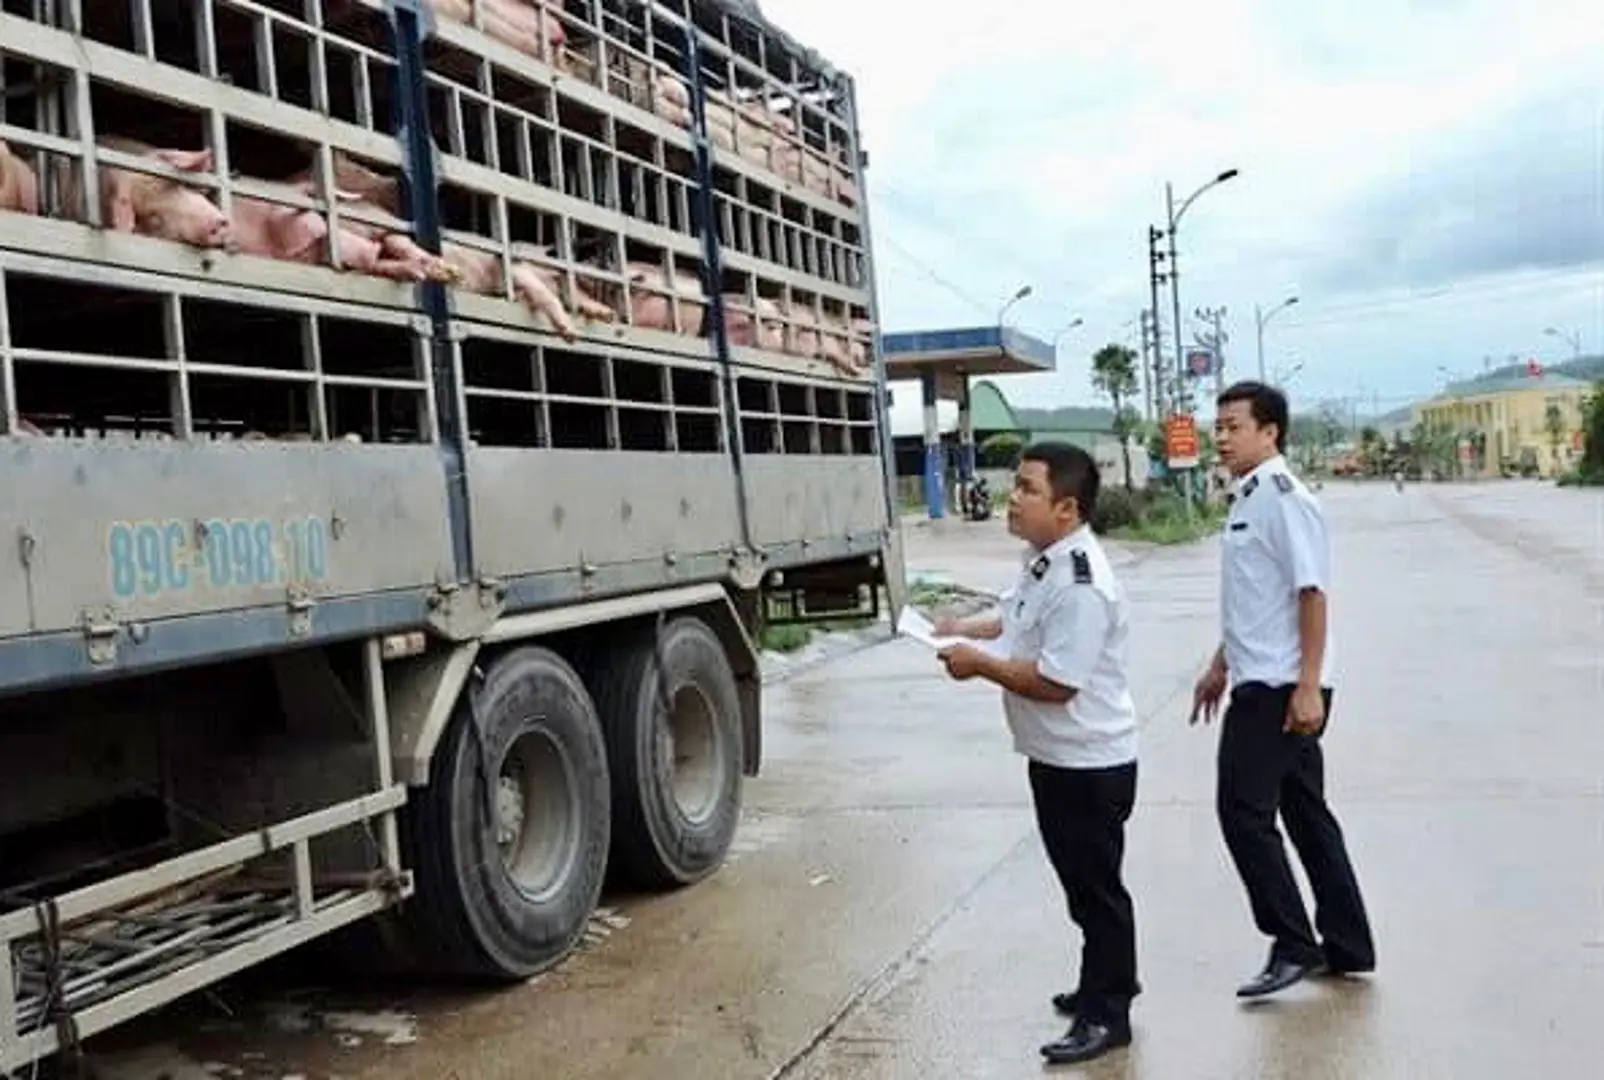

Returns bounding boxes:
[1163,168,1239,518]
[1256,296,1300,382]
[1543,326,1582,358]
[998,285,1033,328]
[1051,317,1084,351]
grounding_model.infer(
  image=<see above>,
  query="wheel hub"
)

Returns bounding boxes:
[496,727,581,902]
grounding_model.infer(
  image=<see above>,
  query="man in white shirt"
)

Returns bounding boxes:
[1192,381,1375,999]
[935,442,1139,1066]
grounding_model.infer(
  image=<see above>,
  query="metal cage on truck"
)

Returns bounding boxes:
[0,0,902,1071]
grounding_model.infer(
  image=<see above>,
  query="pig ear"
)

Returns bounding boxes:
[155,148,215,173]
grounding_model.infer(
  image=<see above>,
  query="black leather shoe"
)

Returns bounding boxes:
[1040,1018,1131,1065]
[1237,957,1324,999]
[1050,991,1079,1018]
[1321,952,1375,977]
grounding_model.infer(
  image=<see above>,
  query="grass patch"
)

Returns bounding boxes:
[1557,469,1604,488]
[758,616,875,654]
[1107,493,1227,545]
[906,579,973,608]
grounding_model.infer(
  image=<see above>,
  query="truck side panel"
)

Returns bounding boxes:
[743,456,888,548]
[0,441,454,637]
[466,448,742,575]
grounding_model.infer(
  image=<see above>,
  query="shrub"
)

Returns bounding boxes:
[980,433,1024,469]
[1092,487,1148,533]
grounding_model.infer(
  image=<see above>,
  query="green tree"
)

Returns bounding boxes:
[980,432,1023,469]
[1581,383,1604,477]
[1359,425,1384,475]
[1544,402,1565,468]
[1091,343,1140,490]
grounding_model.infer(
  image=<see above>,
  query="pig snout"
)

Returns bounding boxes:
[167,193,231,250]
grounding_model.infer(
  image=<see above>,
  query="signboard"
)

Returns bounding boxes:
[1165,413,1200,469]
[1185,348,1217,378]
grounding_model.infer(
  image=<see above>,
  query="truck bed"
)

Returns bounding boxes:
[0,0,895,697]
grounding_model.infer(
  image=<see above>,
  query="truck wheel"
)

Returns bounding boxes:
[401,647,611,979]
[591,615,743,889]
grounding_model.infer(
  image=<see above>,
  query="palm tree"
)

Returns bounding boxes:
[1091,343,1140,490]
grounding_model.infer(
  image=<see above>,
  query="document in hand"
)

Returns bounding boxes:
[896,607,965,651]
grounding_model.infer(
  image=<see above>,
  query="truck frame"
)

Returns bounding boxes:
[0,0,901,1071]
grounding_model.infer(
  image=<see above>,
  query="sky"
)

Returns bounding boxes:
[757,0,1604,417]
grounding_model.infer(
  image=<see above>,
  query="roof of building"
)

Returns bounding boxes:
[1426,371,1591,403]
[881,326,1057,379]
[887,378,1116,439]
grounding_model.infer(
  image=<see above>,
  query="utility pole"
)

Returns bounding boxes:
[1161,170,1239,519]
[1138,309,1154,423]
[1195,304,1228,402]
[1147,225,1168,419]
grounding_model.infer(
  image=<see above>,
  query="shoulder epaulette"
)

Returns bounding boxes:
[1030,554,1050,580]
[1070,550,1092,585]
[1242,476,1259,499]
[1272,473,1294,494]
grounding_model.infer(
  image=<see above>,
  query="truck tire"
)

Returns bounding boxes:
[590,615,743,889]
[399,647,611,979]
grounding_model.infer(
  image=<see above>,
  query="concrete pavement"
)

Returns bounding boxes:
[93,481,1604,1079]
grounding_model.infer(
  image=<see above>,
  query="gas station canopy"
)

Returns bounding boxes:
[881,326,1058,381]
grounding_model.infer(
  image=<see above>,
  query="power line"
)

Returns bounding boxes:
[1278,263,1604,330]
[874,232,996,317]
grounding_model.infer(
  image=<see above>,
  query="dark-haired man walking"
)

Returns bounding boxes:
[935,442,1139,1064]
[1193,381,1375,999]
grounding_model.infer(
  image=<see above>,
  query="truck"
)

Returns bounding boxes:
[0,1,901,1071]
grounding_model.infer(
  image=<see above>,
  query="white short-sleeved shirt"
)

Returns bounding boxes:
[1221,454,1334,688]
[996,525,1138,769]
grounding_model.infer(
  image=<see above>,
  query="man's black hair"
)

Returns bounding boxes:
[1020,441,1099,520]
[1217,380,1290,452]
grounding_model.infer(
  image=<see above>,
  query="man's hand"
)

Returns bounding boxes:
[1190,663,1228,726]
[1286,681,1325,735]
[937,643,988,681]
[932,615,963,637]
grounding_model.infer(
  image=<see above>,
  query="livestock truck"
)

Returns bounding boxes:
[0,0,901,1071]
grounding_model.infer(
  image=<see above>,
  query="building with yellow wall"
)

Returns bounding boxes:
[1412,371,1592,477]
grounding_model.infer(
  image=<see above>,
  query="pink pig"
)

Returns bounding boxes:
[446,244,613,341]
[427,0,567,63]
[627,262,706,335]
[82,137,232,250]
[724,295,784,351]
[0,140,40,215]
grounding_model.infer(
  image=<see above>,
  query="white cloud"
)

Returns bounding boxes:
[758,0,1604,413]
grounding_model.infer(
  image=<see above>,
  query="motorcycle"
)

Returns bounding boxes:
[964,478,993,522]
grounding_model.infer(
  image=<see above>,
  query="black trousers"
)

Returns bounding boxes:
[1028,758,1140,1029]
[1216,682,1375,970]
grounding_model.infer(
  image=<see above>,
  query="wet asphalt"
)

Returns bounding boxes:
[90,480,1604,1079]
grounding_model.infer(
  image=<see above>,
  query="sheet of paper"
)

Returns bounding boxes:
[896,607,965,651]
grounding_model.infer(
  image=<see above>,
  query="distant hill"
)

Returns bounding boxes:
[1014,405,1115,433]
[1447,355,1604,393]
[1555,355,1604,383]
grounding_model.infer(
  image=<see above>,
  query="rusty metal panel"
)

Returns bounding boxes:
[0,439,454,639]
[742,457,886,547]
[466,449,742,577]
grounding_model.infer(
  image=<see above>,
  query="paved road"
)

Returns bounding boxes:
[94,481,1604,1079]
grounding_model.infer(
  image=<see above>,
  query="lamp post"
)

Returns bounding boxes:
[1164,168,1239,518]
[1274,361,1306,385]
[1543,326,1582,359]
[1052,317,1085,346]
[998,284,1033,328]
[1256,296,1300,382]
